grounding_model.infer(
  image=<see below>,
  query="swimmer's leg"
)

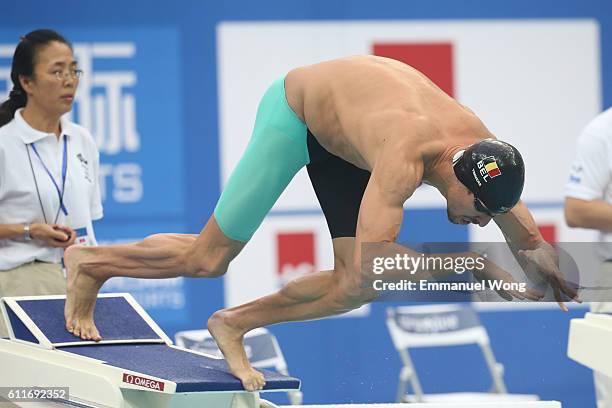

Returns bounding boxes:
[208,237,380,390]
[210,143,377,391]
[65,76,309,348]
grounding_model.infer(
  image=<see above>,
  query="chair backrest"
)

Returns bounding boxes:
[175,327,288,371]
[386,304,508,402]
[386,304,490,349]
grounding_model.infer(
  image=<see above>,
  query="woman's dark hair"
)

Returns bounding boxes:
[0,29,72,127]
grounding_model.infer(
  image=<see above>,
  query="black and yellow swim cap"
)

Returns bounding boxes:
[453,139,525,214]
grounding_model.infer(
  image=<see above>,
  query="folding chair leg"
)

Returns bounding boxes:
[396,371,408,403]
[279,367,302,404]
[398,349,425,402]
[481,343,508,394]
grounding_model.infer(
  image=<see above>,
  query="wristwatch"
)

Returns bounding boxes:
[23,223,32,241]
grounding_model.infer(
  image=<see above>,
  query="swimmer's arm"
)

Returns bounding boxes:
[352,142,422,275]
[493,200,544,251]
[495,201,579,309]
[354,156,475,280]
[357,163,416,242]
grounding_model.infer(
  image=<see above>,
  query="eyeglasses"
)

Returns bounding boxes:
[52,69,83,81]
[474,196,495,217]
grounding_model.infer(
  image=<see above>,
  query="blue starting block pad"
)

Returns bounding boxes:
[6,295,163,346]
[0,293,300,408]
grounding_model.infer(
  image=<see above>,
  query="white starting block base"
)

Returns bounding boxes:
[1,395,259,408]
[0,338,263,408]
[403,392,539,402]
[278,403,561,408]
[0,401,564,408]
[568,312,612,378]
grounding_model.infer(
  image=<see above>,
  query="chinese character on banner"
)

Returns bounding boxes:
[70,43,140,156]
[69,43,143,205]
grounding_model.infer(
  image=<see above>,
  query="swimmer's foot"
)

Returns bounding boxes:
[64,246,105,341]
[208,310,266,391]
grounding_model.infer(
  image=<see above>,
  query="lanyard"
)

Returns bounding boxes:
[29,136,69,219]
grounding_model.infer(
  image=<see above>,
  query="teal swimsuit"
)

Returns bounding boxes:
[214,77,310,242]
[214,76,371,243]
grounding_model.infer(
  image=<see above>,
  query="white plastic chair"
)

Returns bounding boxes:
[386,304,539,403]
[175,327,303,405]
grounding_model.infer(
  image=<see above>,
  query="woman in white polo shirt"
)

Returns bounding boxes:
[0,29,103,337]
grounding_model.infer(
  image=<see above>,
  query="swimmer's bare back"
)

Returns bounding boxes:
[284,55,494,172]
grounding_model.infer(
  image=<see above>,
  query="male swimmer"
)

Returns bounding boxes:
[64,55,579,391]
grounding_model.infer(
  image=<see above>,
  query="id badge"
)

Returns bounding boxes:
[74,227,91,246]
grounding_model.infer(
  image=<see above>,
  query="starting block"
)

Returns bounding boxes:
[0,293,300,408]
[568,312,612,378]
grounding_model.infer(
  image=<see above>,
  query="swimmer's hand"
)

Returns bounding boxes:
[472,256,544,302]
[517,241,581,311]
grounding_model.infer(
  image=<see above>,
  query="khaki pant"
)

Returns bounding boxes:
[591,262,612,408]
[0,396,17,408]
[0,261,66,338]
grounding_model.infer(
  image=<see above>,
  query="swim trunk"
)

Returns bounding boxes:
[214,76,371,242]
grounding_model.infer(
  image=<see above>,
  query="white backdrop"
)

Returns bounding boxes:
[218,20,601,210]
